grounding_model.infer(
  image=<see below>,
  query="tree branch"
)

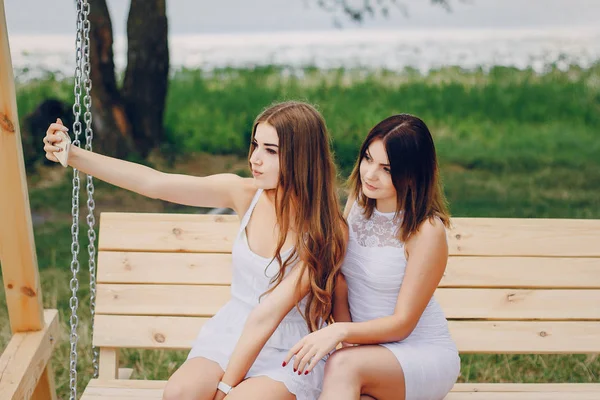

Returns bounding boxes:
[315,0,454,24]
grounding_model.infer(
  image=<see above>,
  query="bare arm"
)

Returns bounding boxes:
[332,273,351,323]
[337,217,449,344]
[333,220,351,323]
[334,198,352,323]
[43,121,253,212]
[219,264,311,390]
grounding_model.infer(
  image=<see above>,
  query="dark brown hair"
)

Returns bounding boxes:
[249,101,347,332]
[349,114,450,241]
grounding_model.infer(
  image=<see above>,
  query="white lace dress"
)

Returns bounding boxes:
[342,202,461,400]
[186,189,324,400]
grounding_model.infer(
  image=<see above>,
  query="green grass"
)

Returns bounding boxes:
[16,63,600,218]
[2,63,600,398]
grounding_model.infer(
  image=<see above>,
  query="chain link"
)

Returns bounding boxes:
[69,0,99,397]
[68,2,83,398]
[80,0,99,379]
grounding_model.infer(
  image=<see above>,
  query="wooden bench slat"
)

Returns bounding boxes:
[436,288,600,320]
[452,384,600,392]
[84,380,600,392]
[444,393,600,399]
[97,252,232,285]
[449,320,600,353]
[98,213,239,253]
[93,315,600,353]
[86,379,166,390]
[95,285,600,320]
[82,380,164,400]
[95,284,230,317]
[98,213,600,256]
[447,218,600,257]
[93,315,207,350]
[442,257,600,288]
[97,252,600,289]
[81,380,600,400]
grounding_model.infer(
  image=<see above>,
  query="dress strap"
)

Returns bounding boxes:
[239,188,263,233]
[346,198,359,220]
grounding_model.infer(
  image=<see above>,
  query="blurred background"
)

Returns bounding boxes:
[2,0,599,397]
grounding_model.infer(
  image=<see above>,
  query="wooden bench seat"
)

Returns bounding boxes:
[82,380,600,400]
[81,212,600,399]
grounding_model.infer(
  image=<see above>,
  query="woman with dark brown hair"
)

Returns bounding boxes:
[42,101,347,400]
[284,114,460,400]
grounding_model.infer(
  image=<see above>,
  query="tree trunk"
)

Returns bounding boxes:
[88,0,136,158]
[122,0,169,157]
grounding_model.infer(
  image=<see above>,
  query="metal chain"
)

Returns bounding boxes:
[81,0,99,379]
[69,1,84,398]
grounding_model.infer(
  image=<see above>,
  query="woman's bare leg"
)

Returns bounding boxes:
[162,357,224,400]
[319,346,405,400]
[225,376,295,400]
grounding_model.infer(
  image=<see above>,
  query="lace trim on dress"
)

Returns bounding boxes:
[348,202,403,248]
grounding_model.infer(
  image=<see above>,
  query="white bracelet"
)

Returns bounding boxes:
[217,381,233,395]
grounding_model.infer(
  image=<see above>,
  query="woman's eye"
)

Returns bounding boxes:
[251,141,258,147]
[384,168,391,174]
[267,149,277,155]
[365,155,372,162]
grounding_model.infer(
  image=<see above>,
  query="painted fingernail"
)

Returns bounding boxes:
[304,371,309,375]
[282,362,286,367]
[293,368,297,372]
[297,371,302,375]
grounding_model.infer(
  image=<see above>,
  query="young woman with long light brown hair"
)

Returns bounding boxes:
[42,101,347,400]
[284,114,460,400]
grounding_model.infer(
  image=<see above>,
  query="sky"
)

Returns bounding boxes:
[3,0,600,36]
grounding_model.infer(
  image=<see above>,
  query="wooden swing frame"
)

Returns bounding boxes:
[0,1,59,399]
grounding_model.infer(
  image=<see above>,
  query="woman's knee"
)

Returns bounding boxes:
[163,378,217,400]
[225,376,294,400]
[162,358,222,400]
[163,378,196,400]
[324,347,362,379]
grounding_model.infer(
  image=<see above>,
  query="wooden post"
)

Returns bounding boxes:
[0,3,58,399]
[30,365,58,400]
[0,0,44,333]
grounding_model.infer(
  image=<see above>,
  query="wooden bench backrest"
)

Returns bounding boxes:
[94,213,600,366]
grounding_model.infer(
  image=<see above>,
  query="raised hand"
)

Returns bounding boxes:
[42,118,70,166]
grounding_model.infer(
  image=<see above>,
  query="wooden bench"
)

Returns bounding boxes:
[80,212,600,399]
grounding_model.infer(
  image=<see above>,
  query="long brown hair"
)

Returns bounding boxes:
[249,101,347,332]
[349,114,450,242]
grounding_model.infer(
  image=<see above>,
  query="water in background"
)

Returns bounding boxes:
[9,27,600,81]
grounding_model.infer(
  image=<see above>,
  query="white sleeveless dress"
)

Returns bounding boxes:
[187,189,324,400]
[342,202,461,400]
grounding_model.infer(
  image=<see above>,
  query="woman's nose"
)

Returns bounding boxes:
[251,153,262,165]
[364,166,377,181]
[249,149,259,162]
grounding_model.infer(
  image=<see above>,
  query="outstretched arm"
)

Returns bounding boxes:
[215,264,311,398]
[43,120,254,213]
